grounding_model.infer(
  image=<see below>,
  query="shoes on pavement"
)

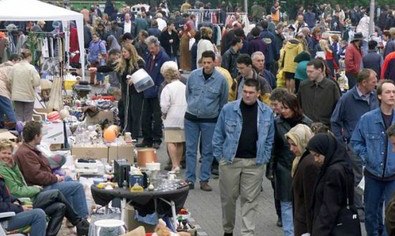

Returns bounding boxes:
[187,181,194,190]
[135,141,153,148]
[276,218,282,227]
[200,181,212,191]
[164,165,172,171]
[76,218,90,236]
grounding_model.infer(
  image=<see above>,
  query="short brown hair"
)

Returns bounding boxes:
[377,80,395,96]
[357,68,376,84]
[23,121,42,143]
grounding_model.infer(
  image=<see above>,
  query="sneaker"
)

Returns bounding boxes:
[200,181,212,192]
[187,181,194,190]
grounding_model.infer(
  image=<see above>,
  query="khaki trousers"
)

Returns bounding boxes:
[219,158,265,236]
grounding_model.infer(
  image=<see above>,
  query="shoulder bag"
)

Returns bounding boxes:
[332,167,362,236]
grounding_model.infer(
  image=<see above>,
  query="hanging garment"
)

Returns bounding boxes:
[42,37,49,58]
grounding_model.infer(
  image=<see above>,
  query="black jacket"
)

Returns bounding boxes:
[159,29,180,58]
[309,134,355,235]
[0,177,23,214]
[273,115,312,201]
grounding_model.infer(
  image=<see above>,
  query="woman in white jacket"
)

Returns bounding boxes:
[160,61,187,172]
[9,49,40,122]
[196,27,216,68]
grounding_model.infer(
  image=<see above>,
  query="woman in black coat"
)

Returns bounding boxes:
[307,133,356,235]
[92,43,145,139]
[272,93,312,235]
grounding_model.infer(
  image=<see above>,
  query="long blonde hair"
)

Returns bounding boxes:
[319,39,332,53]
[115,43,144,74]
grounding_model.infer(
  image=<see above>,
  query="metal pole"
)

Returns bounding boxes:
[244,0,248,16]
[369,0,375,37]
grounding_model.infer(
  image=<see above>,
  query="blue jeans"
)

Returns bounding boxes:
[0,95,16,123]
[6,209,47,236]
[364,175,395,236]
[280,201,294,236]
[184,120,215,183]
[43,177,89,218]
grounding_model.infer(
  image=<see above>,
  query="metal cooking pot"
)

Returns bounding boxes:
[136,148,157,167]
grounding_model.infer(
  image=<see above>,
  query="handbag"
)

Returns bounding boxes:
[332,167,362,236]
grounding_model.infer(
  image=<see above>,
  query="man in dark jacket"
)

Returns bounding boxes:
[363,40,383,76]
[136,36,170,149]
[251,51,276,89]
[298,59,341,126]
[259,20,278,74]
[159,21,180,63]
[221,37,242,79]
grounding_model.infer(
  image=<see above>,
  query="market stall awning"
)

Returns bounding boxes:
[0,0,85,79]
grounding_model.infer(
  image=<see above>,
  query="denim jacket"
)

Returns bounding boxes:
[186,68,229,119]
[351,108,395,178]
[212,99,275,165]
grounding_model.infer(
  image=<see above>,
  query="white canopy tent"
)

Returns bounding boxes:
[0,0,85,79]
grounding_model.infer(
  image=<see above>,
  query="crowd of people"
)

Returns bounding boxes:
[1,0,395,235]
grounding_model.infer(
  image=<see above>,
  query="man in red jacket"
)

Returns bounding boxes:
[13,121,89,219]
[345,32,364,89]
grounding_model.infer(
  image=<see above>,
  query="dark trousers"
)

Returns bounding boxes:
[141,97,163,143]
[346,72,357,89]
[33,189,81,236]
[125,93,144,139]
[348,148,364,210]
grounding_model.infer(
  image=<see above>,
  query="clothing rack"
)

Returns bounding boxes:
[187,9,223,26]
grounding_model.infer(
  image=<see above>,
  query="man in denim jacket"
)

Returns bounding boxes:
[184,50,228,191]
[351,80,395,236]
[212,79,274,236]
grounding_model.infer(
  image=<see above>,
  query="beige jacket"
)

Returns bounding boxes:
[10,60,40,102]
[0,61,14,99]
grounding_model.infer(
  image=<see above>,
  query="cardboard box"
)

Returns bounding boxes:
[108,144,134,164]
[0,129,17,140]
[71,146,108,160]
[123,204,156,233]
